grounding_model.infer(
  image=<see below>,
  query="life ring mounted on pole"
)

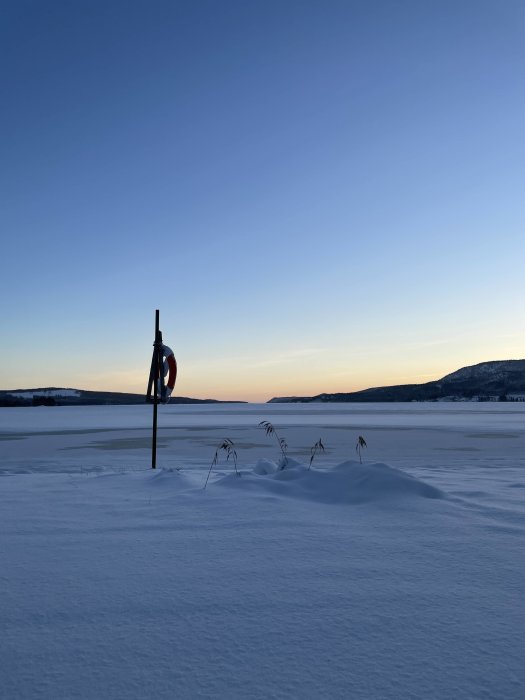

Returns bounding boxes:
[158,344,177,403]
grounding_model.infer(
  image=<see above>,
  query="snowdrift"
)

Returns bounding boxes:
[218,459,444,504]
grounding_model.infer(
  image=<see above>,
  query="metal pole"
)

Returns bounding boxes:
[152,309,160,469]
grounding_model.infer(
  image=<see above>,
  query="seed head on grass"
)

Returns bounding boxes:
[356,435,367,464]
[259,421,288,468]
[204,438,238,489]
[308,438,325,470]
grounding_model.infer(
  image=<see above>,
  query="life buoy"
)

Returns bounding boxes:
[158,344,177,403]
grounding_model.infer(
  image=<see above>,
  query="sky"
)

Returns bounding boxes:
[1,0,525,402]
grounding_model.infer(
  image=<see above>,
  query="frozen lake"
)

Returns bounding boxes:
[2,402,525,503]
[2,400,525,470]
[1,403,524,698]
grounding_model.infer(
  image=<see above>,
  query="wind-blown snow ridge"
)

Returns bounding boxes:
[216,459,444,504]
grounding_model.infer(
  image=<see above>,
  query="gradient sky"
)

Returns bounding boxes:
[2,0,525,401]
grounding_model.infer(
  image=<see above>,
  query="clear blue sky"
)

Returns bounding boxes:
[2,0,524,401]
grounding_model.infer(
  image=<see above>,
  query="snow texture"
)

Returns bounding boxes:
[1,403,524,699]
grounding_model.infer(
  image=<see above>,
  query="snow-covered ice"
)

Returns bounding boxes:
[1,403,524,699]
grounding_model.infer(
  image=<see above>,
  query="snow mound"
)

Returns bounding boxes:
[253,458,279,475]
[146,467,192,489]
[329,461,444,502]
[218,460,444,504]
[253,457,303,475]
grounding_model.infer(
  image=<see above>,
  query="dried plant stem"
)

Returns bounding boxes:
[356,435,367,464]
[204,439,238,489]
[309,438,325,470]
[259,421,288,468]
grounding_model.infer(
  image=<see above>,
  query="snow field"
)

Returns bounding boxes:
[1,403,525,699]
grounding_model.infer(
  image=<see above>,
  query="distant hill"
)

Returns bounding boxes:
[268,360,525,403]
[0,387,245,407]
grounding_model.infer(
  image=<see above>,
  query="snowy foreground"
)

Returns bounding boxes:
[1,403,525,699]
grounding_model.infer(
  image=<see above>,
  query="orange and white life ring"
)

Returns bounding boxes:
[159,344,177,403]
